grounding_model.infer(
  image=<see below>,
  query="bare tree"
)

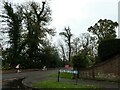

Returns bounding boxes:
[59,26,72,62]
[59,42,66,64]
[71,37,81,56]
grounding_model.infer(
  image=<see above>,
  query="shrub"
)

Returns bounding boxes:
[72,53,89,69]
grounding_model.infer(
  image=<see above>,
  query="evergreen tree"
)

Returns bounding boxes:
[1,2,23,67]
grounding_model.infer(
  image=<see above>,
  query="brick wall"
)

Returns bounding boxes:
[80,54,120,81]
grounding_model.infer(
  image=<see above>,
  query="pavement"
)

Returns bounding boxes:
[2,69,120,89]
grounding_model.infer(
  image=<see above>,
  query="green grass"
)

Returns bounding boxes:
[32,80,99,89]
[49,72,73,79]
[49,72,119,82]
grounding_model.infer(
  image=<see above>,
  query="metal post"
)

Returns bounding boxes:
[75,71,78,85]
[58,69,60,82]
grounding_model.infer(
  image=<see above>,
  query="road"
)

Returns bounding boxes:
[2,69,58,88]
[2,69,120,89]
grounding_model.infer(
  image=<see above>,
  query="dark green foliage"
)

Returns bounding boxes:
[72,52,89,69]
[1,2,23,67]
[98,39,120,61]
[19,1,55,65]
[40,41,63,68]
[1,1,60,69]
[88,19,118,42]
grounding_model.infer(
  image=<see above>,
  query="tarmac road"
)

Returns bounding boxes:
[2,69,120,89]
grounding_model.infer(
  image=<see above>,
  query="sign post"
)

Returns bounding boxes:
[57,69,79,84]
[75,70,78,85]
[57,69,60,82]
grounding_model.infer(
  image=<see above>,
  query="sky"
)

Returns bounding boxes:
[0,0,120,44]
[50,0,119,37]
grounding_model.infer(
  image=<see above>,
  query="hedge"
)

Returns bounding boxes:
[98,39,120,61]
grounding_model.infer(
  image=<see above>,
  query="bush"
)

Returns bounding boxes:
[2,63,11,70]
[72,53,89,69]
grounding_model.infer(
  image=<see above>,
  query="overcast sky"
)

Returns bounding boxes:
[50,0,119,36]
[1,0,120,44]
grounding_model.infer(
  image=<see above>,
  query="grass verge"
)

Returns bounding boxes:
[49,72,119,83]
[32,79,100,89]
[49,72,73,79]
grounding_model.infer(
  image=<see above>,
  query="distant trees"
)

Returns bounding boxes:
[71,37,81,56]
[71,33,97,69]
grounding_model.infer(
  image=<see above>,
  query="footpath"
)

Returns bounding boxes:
[2,69,120,89]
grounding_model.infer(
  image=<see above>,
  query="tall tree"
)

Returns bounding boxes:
[0,2,23,66]
[59,26,72,62]
[18,1,55,64]
[0,1,55,68]
[88,19,118,42]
